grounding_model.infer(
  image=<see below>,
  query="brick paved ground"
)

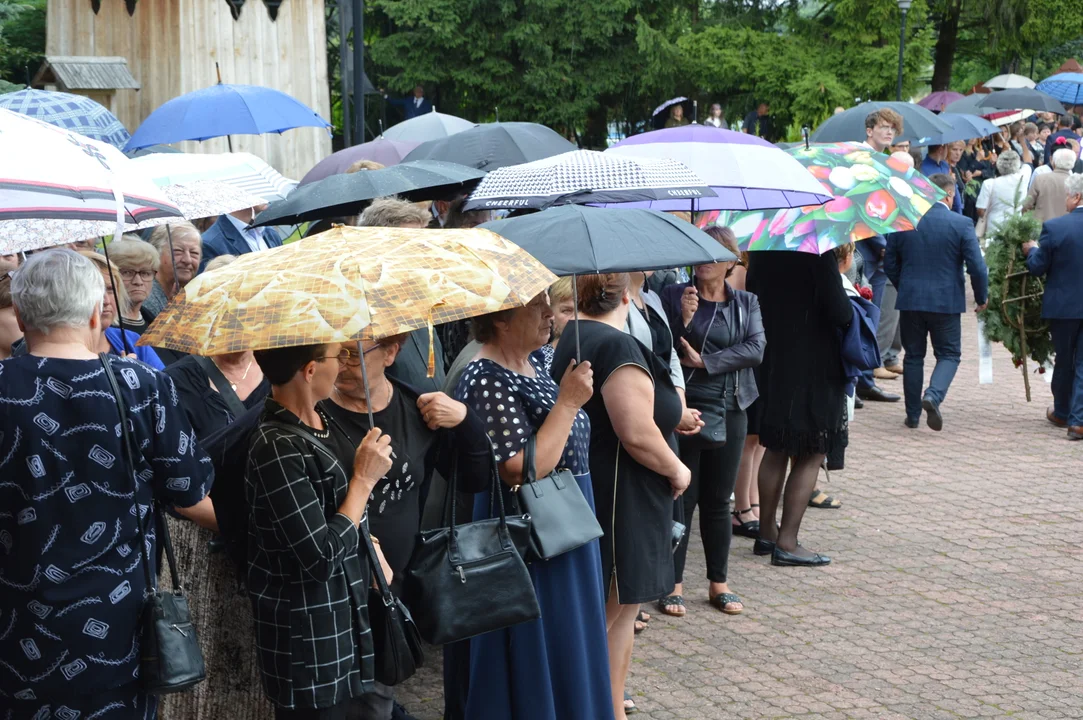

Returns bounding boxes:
[397,309,1083,720]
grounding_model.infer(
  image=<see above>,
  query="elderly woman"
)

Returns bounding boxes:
[106,237,161,335]
[0,272,22,358]
[660,226,765,617]
[0,249,215,719]
[247,342,394,718]
[977,150,1031,238]
[143,221,203,317]
[552,275,690,720]
[79,250,166,368]
[454,292,613,720]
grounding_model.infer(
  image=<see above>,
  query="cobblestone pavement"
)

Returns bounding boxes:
[396,309,1083,720]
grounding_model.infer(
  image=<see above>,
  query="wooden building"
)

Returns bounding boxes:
[44,0,332,181]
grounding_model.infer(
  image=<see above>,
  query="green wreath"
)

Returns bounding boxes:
[981,212,1054,370]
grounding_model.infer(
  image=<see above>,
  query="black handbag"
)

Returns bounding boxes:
[362,528,425,686]
[402,450,540,646]
[99,354,206,695]
[512,435,603,561]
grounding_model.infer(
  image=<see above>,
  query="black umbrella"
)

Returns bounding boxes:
[402,122,577,172]
[251,160,485,227]
[810,101,952,144]
[967,88,1065,114]
[940,94,987,115]
[481,204,735,358]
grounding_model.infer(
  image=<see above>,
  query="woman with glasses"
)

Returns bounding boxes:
[102,237,160,336]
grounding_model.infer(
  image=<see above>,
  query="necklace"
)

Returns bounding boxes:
[215,357,254,391]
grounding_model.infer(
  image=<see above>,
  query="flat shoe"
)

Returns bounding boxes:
[772,547,831,567]
[710,592,743,615]
[753,538,775,556]
[656,595,686,617]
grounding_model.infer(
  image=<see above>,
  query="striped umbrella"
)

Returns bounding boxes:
[129,151,296,201]
[0,88,131,149]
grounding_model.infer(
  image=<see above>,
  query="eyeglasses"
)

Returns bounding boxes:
[334,344,382,367]
[119,269,155,281]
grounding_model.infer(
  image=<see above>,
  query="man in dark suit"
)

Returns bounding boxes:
[1023,173,1083,440]
[885,174,988,431]
[199,206,283,272]
[386,85,433,120]
[1044,114,1080,166]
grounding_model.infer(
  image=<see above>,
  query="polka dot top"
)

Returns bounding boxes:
[455,350,591,475]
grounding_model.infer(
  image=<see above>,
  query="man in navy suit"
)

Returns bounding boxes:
[1023,173,1083,440]
[199,205,283,272]
[386,85,433,120]
[885,174,988,431]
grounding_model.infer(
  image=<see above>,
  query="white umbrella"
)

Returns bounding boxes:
[129,151,297,201]
[984,74,1036,90]
[0,108,180,225]
[382,111,476,143]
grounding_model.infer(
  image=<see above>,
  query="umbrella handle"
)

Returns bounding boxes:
[100,237,133,356]
[356,340,376,428]
[165,224,181,297]
[572,273,581,364]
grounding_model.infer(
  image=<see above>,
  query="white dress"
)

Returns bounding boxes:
[976,167,1032,236]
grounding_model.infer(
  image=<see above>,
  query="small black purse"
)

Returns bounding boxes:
[362,527,425,686]
[402,450,540,646]
[100,354,206,695]
[683,301,727,448]
[512,435,603,561]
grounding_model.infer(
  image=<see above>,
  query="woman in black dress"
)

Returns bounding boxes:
[552,273,689,720]
[745,250,852,567]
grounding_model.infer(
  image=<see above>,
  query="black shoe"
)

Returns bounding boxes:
[753,538,775,556]
[392,703,422,720]
[922,396,943,431]
[854,395,865,409]
[771,547,831,567]
[856,385,901,402]
[904,417,919,429]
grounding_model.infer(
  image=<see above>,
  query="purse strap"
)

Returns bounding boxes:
[98,353,182,594]
[194,355,247,418]
[361,522,395,608]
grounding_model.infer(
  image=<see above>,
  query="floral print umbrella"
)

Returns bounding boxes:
[696,142,945,254]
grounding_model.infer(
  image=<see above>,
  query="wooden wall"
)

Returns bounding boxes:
[46,0,332,182]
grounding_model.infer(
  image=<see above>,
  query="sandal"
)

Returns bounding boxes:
[656,595,686,617]
[731,507,760,538]
[808,489,842,509]
[634,610,649,634]
[710,592,744,615]
[624,690,639,715]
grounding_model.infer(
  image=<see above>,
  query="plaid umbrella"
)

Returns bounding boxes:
[0,88,131,149]
[463,149,714,211]
[698,142,944,254]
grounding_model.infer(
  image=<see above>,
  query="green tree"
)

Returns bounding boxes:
[0,0,46,86]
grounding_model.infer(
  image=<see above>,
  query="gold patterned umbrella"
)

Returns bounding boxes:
[138,225,557,356]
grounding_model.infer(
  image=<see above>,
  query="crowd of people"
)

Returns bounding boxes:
[1,98,1081,720]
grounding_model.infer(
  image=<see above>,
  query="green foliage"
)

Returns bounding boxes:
[0,0,46,86]
[981,212,1054,368]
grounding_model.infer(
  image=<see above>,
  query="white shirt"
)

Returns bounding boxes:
[976,168,1031,234]
[224,213,268,253]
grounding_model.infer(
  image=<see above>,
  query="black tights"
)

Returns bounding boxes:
[757,450,824,554]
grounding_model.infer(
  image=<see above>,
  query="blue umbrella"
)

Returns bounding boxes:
[0,88,131,149]
[125,83,330,151]
[1035,73,1083,105]
[912,113,1001,146]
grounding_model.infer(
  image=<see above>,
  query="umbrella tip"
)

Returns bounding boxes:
[802,126,810,149]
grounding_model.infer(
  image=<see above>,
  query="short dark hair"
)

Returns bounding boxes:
[1059,113,1075,128]
[928,173,956,193]
[471,309,515,343]
[254,343,330,386]
[576,273,629,316]
[927,143,944,154]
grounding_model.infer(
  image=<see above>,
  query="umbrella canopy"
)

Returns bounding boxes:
[138,226,556,356]
[402,122,577,172]
[1035,73,1083,105]
[941,94,987,115]
[480,205,735,276]
[382,111,476,143]
[652,97,689,117]
[300,138,421,185]
[961,88,1065,114]
[252,160,485,227]
[0,88,131,149]
[810,102,952,145]
[916,91,965,112]
[0,108,180,225]
[601,125,833,211]
[125,83,331,151]
[463,150,715,212]
[129,151,297,201]
[984,74,1036,90]
[697,143,944,255]
[911,113,1001,146]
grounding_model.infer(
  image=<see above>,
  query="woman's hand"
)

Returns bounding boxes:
[680,285,698,327]
[371,536,394,586]
[352,428,393,488]
[555,359,593,410]
[668,461,692,499]
[417,392,467,429]
[675,407,704,436]
[678,337,706,369]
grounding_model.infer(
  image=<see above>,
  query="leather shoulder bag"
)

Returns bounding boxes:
[99,354,206,695]
[402,449,540,646]
[513,435,603,561]
[362,522,425,686]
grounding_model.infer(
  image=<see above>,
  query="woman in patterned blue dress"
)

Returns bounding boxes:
[454,291,613,720]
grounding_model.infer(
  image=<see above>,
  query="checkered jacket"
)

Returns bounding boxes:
[245,400,373,710]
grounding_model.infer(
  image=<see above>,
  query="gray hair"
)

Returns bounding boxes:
[1052,148,1076,171]
[358,197,432,228]
[1065,173,1083,197]
[996,149,1021,176]
[107,238,161,272]
[148,221,201,255]
[11,249,104,334]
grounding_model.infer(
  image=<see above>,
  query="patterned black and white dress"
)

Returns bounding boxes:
[0,355,212,719]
